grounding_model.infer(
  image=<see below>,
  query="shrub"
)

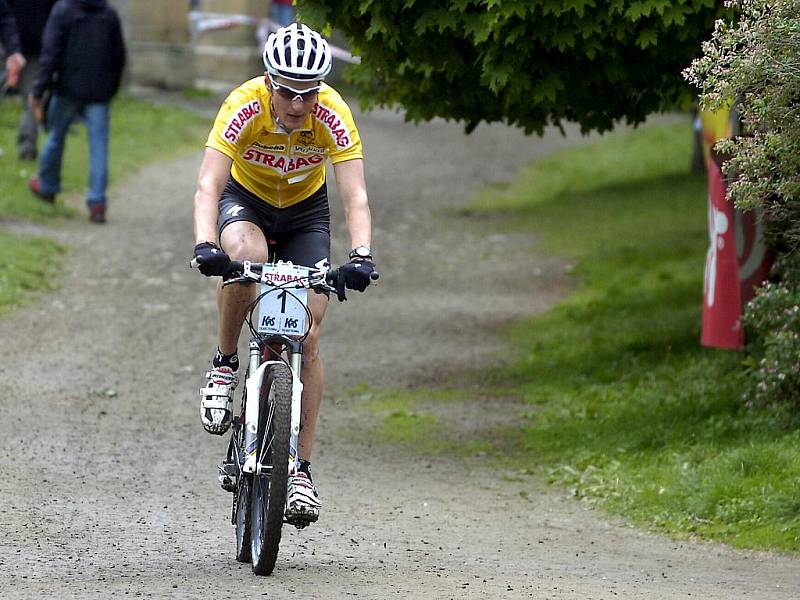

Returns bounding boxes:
[742,254,800,409]
[684,0,800,249]
[685,0,800,409]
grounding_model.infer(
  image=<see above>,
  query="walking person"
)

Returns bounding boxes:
[0,0,25,92]
[27,0,125,224]
[6,0,58,160]
[270,0,295,27]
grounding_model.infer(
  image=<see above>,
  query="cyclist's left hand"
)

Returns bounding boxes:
[336,258,376,301]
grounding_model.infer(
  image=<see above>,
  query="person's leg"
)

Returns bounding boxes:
[273,219,330,521]
[199,219,270,435]
[83,102,110,208]
[297,290,328,460]
[285,289,327,521]
[272,199,331,461]
[218,220,270,354]
[16,57,40,159]
[272,4,295,26]
[37,95,79,195]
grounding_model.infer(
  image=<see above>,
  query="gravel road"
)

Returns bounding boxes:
[0,100,797,599]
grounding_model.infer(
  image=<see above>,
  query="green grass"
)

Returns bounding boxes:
[0,231,65,315]
[355,121,800,552]
[0,93,207,314]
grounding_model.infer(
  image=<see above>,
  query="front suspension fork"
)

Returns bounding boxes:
[241,338,304,476]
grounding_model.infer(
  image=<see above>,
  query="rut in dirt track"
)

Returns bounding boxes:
[0,103,798,599]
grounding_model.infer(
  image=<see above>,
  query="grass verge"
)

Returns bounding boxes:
[0,231,65,316]
[355,120,800,553]
[0,93,207,314]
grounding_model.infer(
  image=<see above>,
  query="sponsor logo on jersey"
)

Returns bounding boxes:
[313,103,352,148]
[252,141,286,152]
[226,205,245,217]
[242,147,325,174]
[223,100,262,143]
[293,144,327,155]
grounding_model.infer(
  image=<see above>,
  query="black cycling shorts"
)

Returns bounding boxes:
[217,177,331,270]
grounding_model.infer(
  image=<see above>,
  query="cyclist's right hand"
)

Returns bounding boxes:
[191,242,231,277]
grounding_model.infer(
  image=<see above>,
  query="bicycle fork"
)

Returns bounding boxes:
[241,338,304,477]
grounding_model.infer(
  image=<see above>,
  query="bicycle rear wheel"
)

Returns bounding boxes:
[250,363,292,575]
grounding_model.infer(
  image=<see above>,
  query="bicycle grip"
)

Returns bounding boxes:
[325,268,380,286]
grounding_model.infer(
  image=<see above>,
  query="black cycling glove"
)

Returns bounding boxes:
[192,242,231,277]
[335,258,376,301]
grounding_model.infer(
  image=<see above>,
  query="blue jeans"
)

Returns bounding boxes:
[271,3,295,26]
[16,57,40,156]
[38,94,110,207]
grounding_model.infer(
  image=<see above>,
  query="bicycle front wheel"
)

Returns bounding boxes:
[250,363,292,575]
[234,475,252,563]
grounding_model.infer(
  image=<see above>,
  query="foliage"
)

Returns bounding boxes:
[353,123,800,551]
[685,0,800,410]
[685,0,800,251]
[298,0,725,134]
[742,254,800,411]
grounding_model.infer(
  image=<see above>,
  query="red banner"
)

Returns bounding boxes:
[701,159,744,348]
[700,109,772,350]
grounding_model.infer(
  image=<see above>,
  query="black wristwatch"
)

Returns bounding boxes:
[349,245,372,260]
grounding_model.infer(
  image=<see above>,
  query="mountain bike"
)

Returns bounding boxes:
[211,259,377,576]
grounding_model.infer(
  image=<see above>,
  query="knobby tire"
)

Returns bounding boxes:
[250,363,292,575]
[235,476,252,563]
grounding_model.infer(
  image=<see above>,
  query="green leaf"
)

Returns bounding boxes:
[636,28,659,49]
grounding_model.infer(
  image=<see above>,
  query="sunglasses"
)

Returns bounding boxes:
[268,78,321,102]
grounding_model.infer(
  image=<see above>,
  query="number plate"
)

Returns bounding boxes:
[257,263,309,335]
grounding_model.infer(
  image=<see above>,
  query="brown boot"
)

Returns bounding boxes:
[89,204,106,223]
[29,176,55,204]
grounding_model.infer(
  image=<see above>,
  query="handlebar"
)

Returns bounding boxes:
[221,260,378,294]
[190,258,379,300]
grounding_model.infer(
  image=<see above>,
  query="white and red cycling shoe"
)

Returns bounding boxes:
[199,366,238,435]
[285,471,321,525]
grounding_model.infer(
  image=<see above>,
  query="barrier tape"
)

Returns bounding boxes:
[188,12,360,64]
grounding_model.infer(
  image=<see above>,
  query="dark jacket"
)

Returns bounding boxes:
[32,0,126,103]
[8,0,58,57]
[0,0,21,55]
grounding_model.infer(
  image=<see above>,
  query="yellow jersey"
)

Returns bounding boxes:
[206,77,363,208]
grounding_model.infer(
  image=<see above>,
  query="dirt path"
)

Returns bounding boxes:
[0,103,797,600]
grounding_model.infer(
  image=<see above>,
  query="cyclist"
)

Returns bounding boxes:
[191,23,376,523]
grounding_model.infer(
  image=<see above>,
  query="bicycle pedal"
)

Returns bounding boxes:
[219,462,238,477]
[217,462,238,493]
[218,475,236,493]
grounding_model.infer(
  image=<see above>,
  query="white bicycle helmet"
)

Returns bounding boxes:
[263,23,332,82]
